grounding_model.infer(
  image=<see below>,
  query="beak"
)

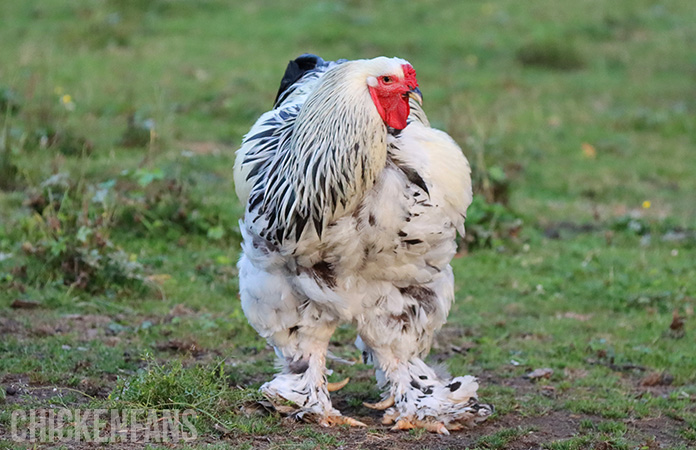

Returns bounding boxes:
[407,86,423,105]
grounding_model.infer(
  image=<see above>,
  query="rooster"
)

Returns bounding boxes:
[234,54,492,433]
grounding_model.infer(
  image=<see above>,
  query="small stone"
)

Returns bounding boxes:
[525,368,554,380]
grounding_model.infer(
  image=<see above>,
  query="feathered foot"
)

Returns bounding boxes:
[261,373,365,427]
[368,359,493,433]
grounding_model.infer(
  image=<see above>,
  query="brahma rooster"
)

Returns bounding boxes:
[234,54,492,434]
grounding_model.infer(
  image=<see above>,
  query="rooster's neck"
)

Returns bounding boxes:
[288,65,388,232]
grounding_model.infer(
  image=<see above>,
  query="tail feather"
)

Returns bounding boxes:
[274,53,325,107]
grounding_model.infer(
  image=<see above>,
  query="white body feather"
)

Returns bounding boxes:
[234,56,489,426]
[239,118,471,344]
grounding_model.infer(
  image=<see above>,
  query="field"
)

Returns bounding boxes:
[1,0,695,449]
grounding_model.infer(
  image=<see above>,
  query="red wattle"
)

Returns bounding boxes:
[369,86,410,130]
[369,86,386,124]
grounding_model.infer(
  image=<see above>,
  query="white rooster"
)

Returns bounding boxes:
[234,54,492,433]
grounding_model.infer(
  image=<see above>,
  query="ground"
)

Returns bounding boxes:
[0,0,695,449]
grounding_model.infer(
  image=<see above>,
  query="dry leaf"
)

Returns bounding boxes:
[145,274,171,285]
[640,372,674,387]
[11,299,41,309]
[670,311,684,331]
[581,142,597,159]
[557,312,593,321]
[169,303,194,317]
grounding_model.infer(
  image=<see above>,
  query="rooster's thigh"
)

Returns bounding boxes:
[238,254,302,347]
[355,269,455,373]
[239,254,341,416]
[355,269,491,426]
[239,254,340,355]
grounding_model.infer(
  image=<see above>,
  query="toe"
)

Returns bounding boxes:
[391,418,415,431]
[326,377,350,392]
[391,418,450,435]
[363,395,395,410]
[319,415,367,428]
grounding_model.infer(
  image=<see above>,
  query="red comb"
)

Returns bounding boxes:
[401,64,418,87]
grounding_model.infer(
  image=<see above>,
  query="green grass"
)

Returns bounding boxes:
[475,426,535,449]
[1,0,695,448]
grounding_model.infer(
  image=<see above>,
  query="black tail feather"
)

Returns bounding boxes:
[273,54,324,107]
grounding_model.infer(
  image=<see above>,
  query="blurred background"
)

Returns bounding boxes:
[1,1,694,447]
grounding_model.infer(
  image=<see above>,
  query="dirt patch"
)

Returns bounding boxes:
[1,379,690,450]
[0,316,23,335]
[235,411,580,450]
[0,311,115,340]
[1,379,98,407]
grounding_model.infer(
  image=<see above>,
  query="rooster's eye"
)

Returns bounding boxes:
[381,76,393,84]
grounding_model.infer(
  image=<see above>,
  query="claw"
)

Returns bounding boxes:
[430,422,450,435]
[363,395,395,410]
[326,377,350,392]
[391,418,450,435]
[319,415,367,428]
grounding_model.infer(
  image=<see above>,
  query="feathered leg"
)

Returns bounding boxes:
[261,323,362,425]
[239,254,364,426]
[356,278,492,433]
[361,351,492,433]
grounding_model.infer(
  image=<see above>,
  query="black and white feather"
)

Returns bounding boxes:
[233,54,491,430]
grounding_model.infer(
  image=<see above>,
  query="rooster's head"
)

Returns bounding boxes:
[364,58,422,131]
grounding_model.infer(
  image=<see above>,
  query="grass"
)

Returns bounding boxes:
[0,0,695,449]
[475,426,535,449]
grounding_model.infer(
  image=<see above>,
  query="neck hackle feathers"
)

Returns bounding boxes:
[250,57,417,244]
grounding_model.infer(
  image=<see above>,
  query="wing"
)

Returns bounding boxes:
[389,121,472,237]
[331,120,471,289]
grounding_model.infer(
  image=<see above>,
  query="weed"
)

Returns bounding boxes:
[0,104,21,191]
[463,194,523,251]
[0,88,21,114]
[475,426,532,449]
[682,427,696,441]
[110,355,268,435]
[119,112,155,148]
[516,39,585,71]
[544,435,593,450]
[29,125,94,156]
[6,175,146,294]
[294,427,343,446]
[115,172,226,239]
[580,419,595,430]
[113,357,222,409]
[456,107,523,252]
[596,420,627,435]
[565,398,629,420]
